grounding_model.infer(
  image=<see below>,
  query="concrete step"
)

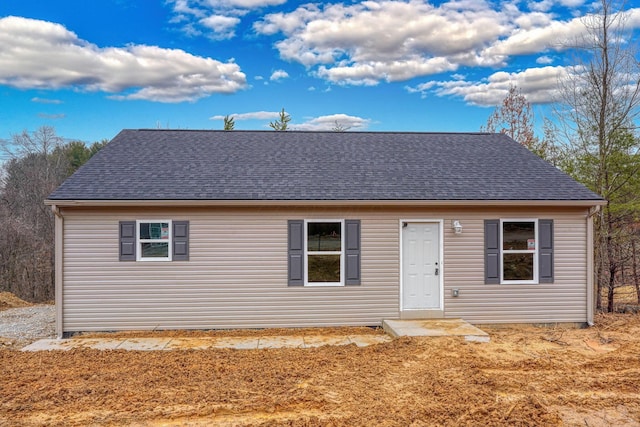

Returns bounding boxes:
[382,318,490,342]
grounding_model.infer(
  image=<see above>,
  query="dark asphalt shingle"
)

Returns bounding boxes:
[47,130,603,202]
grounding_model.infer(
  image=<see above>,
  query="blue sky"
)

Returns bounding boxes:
[1,0,639,144]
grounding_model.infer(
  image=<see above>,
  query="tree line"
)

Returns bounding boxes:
[0,126,106,301]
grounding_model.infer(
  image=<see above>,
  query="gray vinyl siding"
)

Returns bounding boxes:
[60,206,589,332]
[443,210,588,324]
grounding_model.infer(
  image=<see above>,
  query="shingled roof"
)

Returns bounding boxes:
[47,130,603,202]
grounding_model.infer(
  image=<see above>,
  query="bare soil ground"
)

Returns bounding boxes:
[1,296,640,426]
[0,292,32,310]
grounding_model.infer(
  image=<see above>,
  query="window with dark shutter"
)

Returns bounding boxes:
[288,219,361,286]
[119,219,189,262]
[485,218,554,284]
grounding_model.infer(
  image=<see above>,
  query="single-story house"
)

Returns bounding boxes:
[46,130,605,337]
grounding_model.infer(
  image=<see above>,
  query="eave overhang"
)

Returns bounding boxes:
[45,199,607,208]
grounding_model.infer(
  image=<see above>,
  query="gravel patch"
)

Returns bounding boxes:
[0,305,55,348]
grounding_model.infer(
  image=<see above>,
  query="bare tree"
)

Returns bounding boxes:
[482,85,537,149]
[332,121,350,132]
[555,0,640,311]
[2,126,62,157]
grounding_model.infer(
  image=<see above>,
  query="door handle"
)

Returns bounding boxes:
[435,268,439,276]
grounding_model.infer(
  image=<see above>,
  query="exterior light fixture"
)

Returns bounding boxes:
[452,220,463,234]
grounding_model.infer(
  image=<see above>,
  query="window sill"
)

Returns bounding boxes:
[500,281,539,285]
[304,283,345,287]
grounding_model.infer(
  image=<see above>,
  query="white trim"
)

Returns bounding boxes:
[303,219,345,287]
[51,205,64,338]
[500,218,538,285]
[44,198,607,208]
[136,220,173,262]
[399,219,444,312]
[587,207,598,325]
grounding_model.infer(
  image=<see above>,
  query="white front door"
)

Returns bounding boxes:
[402,222,441,310]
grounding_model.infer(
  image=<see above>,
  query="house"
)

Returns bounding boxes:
[46,130,605,337]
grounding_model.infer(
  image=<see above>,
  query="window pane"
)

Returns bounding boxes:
[141,242,169,258]
[140,222,169,240]
[503,222,535,250]
[308,255,341,283]
[503,253,534,281]
[307,222,341,251]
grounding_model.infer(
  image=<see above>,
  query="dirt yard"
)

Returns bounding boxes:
[1,300,640,426]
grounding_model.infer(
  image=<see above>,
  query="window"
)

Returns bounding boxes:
[138,220,172,261]
[306,221,343,285]
[119,220,189,262]
[484,219,553,285]
[501,220,537,283]
[287,219,361,287]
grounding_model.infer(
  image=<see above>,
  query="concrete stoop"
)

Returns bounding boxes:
[382,318,490,342]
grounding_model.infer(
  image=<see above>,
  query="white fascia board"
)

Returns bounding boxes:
[45,199,607,208]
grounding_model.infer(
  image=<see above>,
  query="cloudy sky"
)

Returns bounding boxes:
[1,0,639,143]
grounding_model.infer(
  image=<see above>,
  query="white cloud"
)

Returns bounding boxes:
[293,114,371,131]
[316,57,458,85]
[254,1,640,86]
[481,15,585,57]
[214,0,286,7]
[171,0,204,17]
[167,0,286,39]
[254,1,512,84]
[258,1,508,67]
[406,66,570,105]
[200,15,241,39]
[210,110,282,120]
[536,55,554,64]
[31,97,63,104]
[528,0,586,13]
[270,69,289,81]
[0,16,247,102]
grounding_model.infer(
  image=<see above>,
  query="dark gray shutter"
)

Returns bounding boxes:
[119,221,136,261]
[539,219,554,283]
[345,219,361,285]
[288,220,304,286]
[484,219,500,284]
[173,220,189,261]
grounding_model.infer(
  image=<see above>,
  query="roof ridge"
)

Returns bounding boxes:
[126,129,495,136]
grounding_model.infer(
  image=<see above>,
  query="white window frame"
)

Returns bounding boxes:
[500,219,538,284]
[304,219,345,287]
[137,220,172,262]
